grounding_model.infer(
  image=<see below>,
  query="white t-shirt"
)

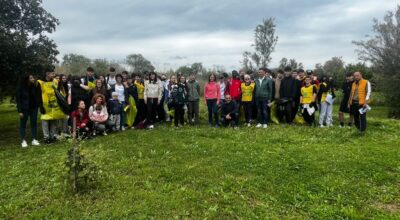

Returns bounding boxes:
[114,84,125,102]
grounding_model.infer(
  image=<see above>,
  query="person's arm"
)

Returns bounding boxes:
[158,82,163,102]
[82,112,90,126]
[365,81,371,105]
[102,106,109,122]
[267,79,272,102]
[133,86,138,102]
[88,106,95,121]
[80,84,90,91]
[16,87,22,114]
[143,81,148,104]
[216,83,221,104]
[36,82,45,114]
[204,84,208,104]
[312,86,317,103]
[196,82,200,97]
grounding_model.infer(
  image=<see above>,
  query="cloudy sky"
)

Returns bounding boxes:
[43,0,398,71]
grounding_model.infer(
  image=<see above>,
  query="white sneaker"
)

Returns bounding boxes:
[21,140,28,148]
[121,126,126,131]
[256,123,262,128]
[320,125,325,128]
[31,139,40,146]
[339,125,344,128]
[247,123,251,127]
[262,124,268,129]
[148,125,154,129]
[103,131,107,136]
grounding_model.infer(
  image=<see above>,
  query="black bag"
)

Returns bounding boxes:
[52,85,70,114]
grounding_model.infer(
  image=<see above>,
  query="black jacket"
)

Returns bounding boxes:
[280,76,298,100]
[16,84,39,113]
[125,84,139,103]
[221,100,238,117]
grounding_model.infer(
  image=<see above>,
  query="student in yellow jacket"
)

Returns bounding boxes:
[37,67,66,144]
[348,72,371,132]
[300,75,317,126]
[241,74,255,127]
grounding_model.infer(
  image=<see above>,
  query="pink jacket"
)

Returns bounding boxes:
[204,82,221,102]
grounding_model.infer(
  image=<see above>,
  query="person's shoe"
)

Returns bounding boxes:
[121,126,126,131]
[131,126,135,130]
[215,124,219,128]
[234,126,239,130]
[262,124,268,129]
[21,140,28,148]
[247,123,251,127]
[102,131,107,136]
[44,138,52,144]
[92,131,96,136]
[327,124,333,127]
[148,125,154,129]
[256,123,262,128]
[208,123,212,127]
[320,124,325,128]
[31,139,40,146]
[339,125,344,128]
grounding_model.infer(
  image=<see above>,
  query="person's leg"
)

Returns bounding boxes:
[260,100,267,125]
[243,102,249,123]
[164,100,170,121]
[179,104,185,125]
[50,120,58,140]
[42,120,50,140]
[194,100,200,124]
[206,100,213,125]
[146,98,153,125]
[174,103,179,126]
[116,114,121,131]
[327,103,333,126]
[360,112,367,132]
[339,111,344,126]
[352,103,361,130]
[319,102,327,126]
[187,101,193,124]
[210,100,217,126]
[285,102,293,123]
[349,113,354,126]
[19,111,29,141]
[29,109,38,140]
[233,113,239,126]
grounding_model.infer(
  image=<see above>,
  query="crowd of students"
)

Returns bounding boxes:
[16,66,371,148]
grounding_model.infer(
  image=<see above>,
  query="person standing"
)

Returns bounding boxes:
[133,73,146,126]
[171,75,187,127]
[300,75,318,126]
[144,72,163,129]
[318,76,336,127]
[348,72,371,133]
[254,67,273,128]
[278,66,298,124]
[37,67,67,143]
[186,73,200,125]
[113,74,126,130]
[339,72,354,128]
[241,74,255,127]
[226,70,242,102]
[16,74,40,147]
[204,73,221,128]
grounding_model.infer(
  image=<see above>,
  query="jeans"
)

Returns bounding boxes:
[256,98,268,124]
[174,103,185,126]
[19,108,38,140]
[109,114,121,131]
[206,99,219,125]
[242,101,252,123]
[187,100,199,124]
[146,98,158,125]
[42,120,57,139]
[221,113,239,127]
[319,102,333,126]
[351,102,367,132]
[134,99,146,126]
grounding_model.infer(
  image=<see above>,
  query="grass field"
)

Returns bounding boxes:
[0,102,399,219]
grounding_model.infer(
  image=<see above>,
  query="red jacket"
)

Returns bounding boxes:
[227,78,242,100]
[71,109,89,128]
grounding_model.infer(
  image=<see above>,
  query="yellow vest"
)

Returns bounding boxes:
[301,85,314,104]
[37,79,66,120]
[349,79,368,105]
[320,82,327,103]
[135,81,145,99]
[241,82,255,102]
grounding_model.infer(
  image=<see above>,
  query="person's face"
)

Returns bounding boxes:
[55,75,60,81]
[179,76,185,83]
[79,101,85,109]
[189,75,195,81]
[96,110,101,114]
[135,76,140,82]
[87,71,94,77]
[161,75,167,81]
[112,95,118,100]
[305,78,311,85]
[62,75,67,83]
[127,78,133,84]
[96,97,102,105]
[116,76,122,83]
[225,95,232,103]
[353,72,362,81]
[240,70,246,76]
[96,80,102,87]
[47,72,55,80]
[99,75,105,82]
[122,73,127,79]
[258,70,266,77]
[244,76,251,83]
[29,75,35,84]
[298,72,305,78]
[284,71,291,77]
[150,74,156,80]
[277,73,283,79]
[292,72,298,78]
[209,75,215,82]
[346,76,353,82]
[170,75,177,83]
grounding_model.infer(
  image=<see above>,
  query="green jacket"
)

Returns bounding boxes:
[254,77,273,100]
[186,80,200,101]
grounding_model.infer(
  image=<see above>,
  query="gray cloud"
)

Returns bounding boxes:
[43,0,399,70]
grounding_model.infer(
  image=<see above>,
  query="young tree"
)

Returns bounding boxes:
[62,54,91,75]
[126,54,155,73]
[323,56,345,82]
[353,5,400,117]
[0,0,59,100]
[242,18,278,69]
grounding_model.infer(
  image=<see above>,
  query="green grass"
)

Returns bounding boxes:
[0,103,399,219]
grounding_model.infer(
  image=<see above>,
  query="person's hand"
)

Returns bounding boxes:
[226,114,231,120]
[19,113,24,118]
[144,99,147,105]
[81,123,86,127]
[40,106,46,114]
[157,100,161,105]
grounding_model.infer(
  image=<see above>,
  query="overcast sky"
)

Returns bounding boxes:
[43,0,399,71]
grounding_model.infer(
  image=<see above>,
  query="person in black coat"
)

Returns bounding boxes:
[278,66,298,124]
[16,74,41,147]
[221,94,239,128]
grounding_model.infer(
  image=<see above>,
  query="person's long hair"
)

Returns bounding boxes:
[91,93,106,106]
[208,73,217,83]
[149,72,158,84]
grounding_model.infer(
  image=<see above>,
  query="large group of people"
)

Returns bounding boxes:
[16,66,371,148]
